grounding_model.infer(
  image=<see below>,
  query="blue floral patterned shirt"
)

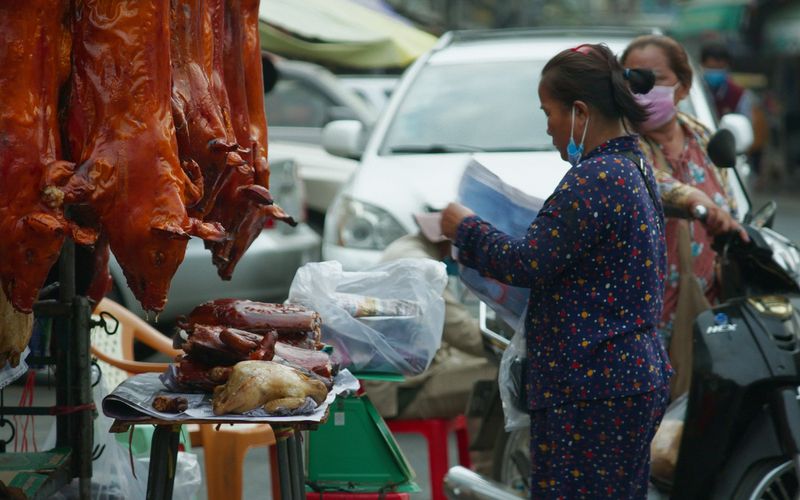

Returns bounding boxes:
[455,135,673,410]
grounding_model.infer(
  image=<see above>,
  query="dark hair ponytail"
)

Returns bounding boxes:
[541,43,654,126]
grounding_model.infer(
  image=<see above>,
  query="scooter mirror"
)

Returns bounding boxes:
[707,128,737,169]
[719,112,754,153]
[747,200,777,229]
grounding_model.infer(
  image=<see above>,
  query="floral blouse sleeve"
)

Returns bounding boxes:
[454,170,601,289]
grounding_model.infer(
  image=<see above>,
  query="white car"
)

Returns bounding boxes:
[321,28,752,271]
[266,60,377,220]
[338,74,399,115]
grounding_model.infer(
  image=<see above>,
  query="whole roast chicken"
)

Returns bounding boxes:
[45,0,226,313]
[212,360,328,415]
[0,0,90,314]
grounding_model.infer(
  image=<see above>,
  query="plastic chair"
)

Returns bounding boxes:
[90,298,276,500]
[385,415,472,500]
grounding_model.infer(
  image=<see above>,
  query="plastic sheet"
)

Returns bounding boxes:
[288,259,447,375]
[455,158,543,326]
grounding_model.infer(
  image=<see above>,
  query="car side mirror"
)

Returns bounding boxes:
[322,120,365,160]
[326,105,358,123]
[719,113,753,154]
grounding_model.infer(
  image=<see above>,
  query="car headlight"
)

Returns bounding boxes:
[325,197,407,250]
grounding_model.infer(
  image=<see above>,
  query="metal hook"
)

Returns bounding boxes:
[0,418,16,451]
[90,311,119,335]
[91,359,103,388]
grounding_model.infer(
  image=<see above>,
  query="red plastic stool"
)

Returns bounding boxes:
[306,493,410,499]
[386,415,471,500]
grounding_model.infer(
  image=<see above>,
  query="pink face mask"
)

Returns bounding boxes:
[634,84,679,132]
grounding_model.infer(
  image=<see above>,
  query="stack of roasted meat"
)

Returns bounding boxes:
[0,0,290,365]
[170,299,335,415]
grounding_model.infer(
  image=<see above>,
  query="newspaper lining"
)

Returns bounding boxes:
[102,369,359,424]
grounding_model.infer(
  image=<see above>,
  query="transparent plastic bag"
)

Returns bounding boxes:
[455,158,544,325]
[288,258,447,375]
[497,311,530,431]
[52,364,201,500]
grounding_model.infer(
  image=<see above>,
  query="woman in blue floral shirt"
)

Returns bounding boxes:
[441,44,672,499]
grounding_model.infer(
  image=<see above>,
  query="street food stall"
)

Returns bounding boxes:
[0,0,352,498]
[0,1,449,498]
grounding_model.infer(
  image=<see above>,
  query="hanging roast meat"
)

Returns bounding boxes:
[0,0,94,314]
[169,0,248,218]
[0,288,33,368]
[204,0,295,280]
[44,0,226,313]
[212,360,329,415]
[180,299,322,348]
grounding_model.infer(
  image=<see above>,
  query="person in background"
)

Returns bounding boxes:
[700,42,753,120]
[621,36,748,362]
[361,227,495,422]
[441,43,672,499]
[700,41,767,181]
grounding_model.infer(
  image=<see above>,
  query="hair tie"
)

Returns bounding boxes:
[570,44,593,56]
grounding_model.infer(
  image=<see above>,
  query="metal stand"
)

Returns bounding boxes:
[146,425,181,500]
[0,239,95,498]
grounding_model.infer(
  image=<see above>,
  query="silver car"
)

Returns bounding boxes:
[109,157,321,323]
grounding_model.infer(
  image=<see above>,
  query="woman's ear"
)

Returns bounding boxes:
[573,100,589,119]
[675,82,690,103]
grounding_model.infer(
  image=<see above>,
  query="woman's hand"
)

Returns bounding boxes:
[685,192,750,243]
[440,202,475,240]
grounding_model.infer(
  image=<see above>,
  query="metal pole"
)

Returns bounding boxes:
[276,433,293,500]
[74,296,93,497]
[289,431,306,499]
[147,425,180,500]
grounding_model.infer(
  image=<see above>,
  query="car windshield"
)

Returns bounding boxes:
[380,60,553,154]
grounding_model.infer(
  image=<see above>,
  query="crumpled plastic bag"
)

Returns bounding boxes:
[288,259,447,375]
[49,364,201,500]
[497,310,530,431]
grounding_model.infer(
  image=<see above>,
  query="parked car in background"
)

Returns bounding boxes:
[339,74,399,114]
[109,158,321,325]
[266,60,377,221]
[321,27,752,271]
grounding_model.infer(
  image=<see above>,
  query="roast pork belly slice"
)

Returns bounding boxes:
[175,355,233,392]
[180,299,321,348]
[173,323,276,366]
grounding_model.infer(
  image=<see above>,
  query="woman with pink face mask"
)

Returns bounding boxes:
[621,35,748,397]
